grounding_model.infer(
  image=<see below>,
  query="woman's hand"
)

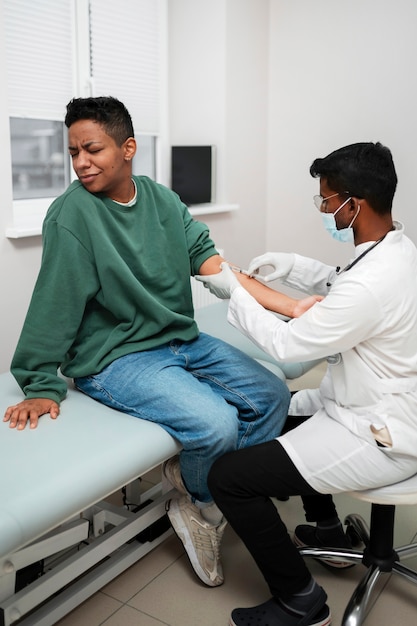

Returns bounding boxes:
[4,398,60,430]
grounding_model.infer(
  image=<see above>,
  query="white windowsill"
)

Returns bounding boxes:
[6,224,43,239]
[5,198,50,239]
[188,203,239,216]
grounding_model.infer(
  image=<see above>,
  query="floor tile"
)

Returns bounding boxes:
[127,528,270,626]
[101,534,183,603]
[366,573,417,624]
[102,604,169,625]
[55,591,123,626]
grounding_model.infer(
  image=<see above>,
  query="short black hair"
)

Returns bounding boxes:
[310,142,397,214]
[65,96,134,146]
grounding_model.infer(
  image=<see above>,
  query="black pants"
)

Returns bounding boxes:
[208,438,338,600]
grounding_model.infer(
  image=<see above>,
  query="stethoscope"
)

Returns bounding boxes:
[326,233,388,288]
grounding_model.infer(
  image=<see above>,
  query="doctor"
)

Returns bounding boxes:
[197,142,417,626]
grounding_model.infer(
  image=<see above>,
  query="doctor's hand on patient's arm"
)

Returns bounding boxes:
[196,262,323,317]
[3,398,60,430]
[245,252,324,316]
[248,252,295,283]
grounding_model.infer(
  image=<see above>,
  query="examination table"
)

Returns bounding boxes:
[0,301,320,626]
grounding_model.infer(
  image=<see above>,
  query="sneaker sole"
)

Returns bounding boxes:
[306,604,332,626]
[294,533,355,570]
[167,498,224,587]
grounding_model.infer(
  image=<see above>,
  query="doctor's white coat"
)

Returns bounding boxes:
[228,223,417,475]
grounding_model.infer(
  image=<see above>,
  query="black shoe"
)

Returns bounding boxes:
[294,524,355,569]
[230,593,331,626]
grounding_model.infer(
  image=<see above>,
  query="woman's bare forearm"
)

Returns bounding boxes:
[198,255,321,318]
[235,273,299,317]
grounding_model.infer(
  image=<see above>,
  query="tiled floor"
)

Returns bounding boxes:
[55,365,417,625]
[54,493,417,626]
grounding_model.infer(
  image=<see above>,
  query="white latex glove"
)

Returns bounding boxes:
[195,262,240,299]
[248,252,295,283]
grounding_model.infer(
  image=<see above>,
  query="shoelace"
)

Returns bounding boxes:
[192,526,221,556]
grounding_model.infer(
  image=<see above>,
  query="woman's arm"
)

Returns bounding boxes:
[198,256,322,318]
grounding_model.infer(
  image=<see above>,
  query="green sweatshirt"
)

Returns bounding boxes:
[11,176,218,403]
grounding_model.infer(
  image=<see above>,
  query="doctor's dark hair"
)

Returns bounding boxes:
[310,142,397,215]
[65,96,135,146]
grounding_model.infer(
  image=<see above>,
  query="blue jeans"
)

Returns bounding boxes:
[75,332,290,503]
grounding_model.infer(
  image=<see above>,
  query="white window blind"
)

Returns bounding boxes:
[89,0,161,134]
[4,0,74,120]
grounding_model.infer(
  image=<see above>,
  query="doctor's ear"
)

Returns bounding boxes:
[350,197,361,212]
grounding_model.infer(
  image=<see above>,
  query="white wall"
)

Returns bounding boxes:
[266,0,417,270]
[0,2,43,374]
[223,0,270,262]
[168,0,270,266]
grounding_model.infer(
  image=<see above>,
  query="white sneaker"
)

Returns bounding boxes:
[162,456,187,494]
[167,495,226,586]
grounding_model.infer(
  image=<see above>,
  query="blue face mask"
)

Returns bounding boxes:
[321,197,360,243]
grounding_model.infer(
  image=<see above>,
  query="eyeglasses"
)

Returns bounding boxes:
[313,191,351,212]
[313,192,342,211]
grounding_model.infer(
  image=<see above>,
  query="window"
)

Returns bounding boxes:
[10,118,70,201]
[3,0,166,237]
